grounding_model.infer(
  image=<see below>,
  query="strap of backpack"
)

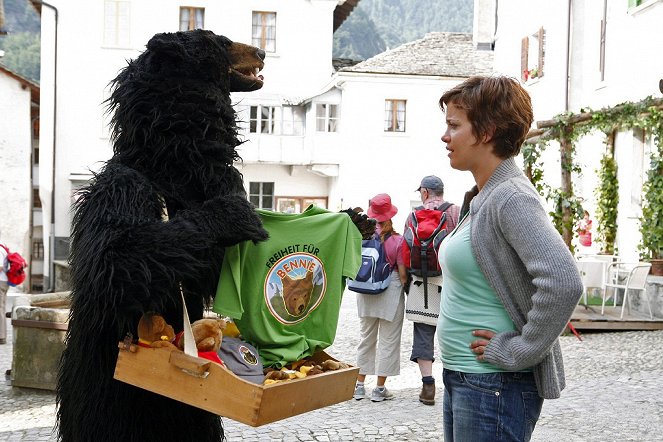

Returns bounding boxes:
[416,204,451,298]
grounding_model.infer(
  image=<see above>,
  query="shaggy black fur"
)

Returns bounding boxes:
[56,30,268,441]
[339,208,376,239]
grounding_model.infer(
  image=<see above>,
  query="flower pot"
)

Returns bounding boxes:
[578,232,592,247]
[650,259,663,276]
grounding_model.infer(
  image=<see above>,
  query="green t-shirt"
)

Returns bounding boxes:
[438,216,518,373]
[213,205,362,368]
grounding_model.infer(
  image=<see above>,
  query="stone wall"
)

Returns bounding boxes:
[11,306,68,390]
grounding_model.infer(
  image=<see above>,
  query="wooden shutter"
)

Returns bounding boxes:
[599,0,607,81]
[521,37,529,81]
[537,27,545,78]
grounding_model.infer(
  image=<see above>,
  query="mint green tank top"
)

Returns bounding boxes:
[437,216,518,373]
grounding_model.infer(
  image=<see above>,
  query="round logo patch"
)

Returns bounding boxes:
[239,345,258,365]
[264,253,327,324]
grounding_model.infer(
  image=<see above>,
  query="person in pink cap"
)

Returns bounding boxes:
[353,193,408,402]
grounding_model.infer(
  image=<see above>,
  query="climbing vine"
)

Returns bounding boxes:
[595,148,618,254]
[638,106,663,260]
[523,96,663,255]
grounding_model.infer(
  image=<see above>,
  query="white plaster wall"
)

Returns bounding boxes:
[493,0,663,259]
[492,0,570,120]
[332,73,476,230]
[570,0,663,109]
[237,163,330,199]
[40,0,339,246]
[0,73,32,264]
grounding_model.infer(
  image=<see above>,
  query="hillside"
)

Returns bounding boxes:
[0,0,40,82]
[333,0,474,60]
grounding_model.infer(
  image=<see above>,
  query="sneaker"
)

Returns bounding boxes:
[353,384,367,400]
[370,386,394,402]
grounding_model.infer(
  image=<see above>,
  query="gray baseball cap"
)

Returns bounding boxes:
[416,175,444,192]
[217,337,265,384]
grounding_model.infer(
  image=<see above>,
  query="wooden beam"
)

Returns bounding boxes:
[536,98,663,130]
[560,130,574,248]
[526,128,544,139]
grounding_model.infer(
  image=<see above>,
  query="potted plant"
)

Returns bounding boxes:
[639,144,663,275]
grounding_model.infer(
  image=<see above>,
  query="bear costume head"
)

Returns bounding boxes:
[107,29,267,208]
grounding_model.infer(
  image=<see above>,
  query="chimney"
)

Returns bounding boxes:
[0,0,8,35]
[473,0,496,50]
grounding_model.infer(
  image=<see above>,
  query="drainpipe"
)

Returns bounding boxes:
[565,0,572,111]
[33,0,58,292]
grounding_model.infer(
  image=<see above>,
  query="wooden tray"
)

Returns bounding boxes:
[114,342,359,426]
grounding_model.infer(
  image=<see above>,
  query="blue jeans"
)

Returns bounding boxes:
[442,369,543,442]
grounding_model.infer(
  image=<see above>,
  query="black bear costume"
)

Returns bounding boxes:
[56,30,269,441]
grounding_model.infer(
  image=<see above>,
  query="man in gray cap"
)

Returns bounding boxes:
[404,175,459,405]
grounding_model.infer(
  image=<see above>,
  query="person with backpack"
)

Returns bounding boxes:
[0,243,6,344]
[0,236,28,344]
[437,76,583,441]
[353,194,408,402]
[402,175,459,406]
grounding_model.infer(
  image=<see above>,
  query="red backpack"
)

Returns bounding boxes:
[402,203,453,296]
[1,244,28,287]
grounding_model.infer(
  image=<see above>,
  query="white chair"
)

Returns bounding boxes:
[576,260,606,305]
[575,254,620,306]
[601,262,652,319]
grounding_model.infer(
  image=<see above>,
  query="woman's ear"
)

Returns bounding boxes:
[482,124,496,144]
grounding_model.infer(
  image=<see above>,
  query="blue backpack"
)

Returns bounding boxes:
[347,233,392,295]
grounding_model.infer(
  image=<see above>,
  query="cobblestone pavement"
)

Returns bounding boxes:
[1,292,663,441]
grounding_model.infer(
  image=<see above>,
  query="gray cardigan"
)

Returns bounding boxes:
[464,158,583,399]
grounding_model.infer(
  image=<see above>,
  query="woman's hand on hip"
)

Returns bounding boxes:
[470,329,496,361]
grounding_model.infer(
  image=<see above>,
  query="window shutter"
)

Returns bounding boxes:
[599,18,606,81]
[537,27,545,78]
[521,37,529,81]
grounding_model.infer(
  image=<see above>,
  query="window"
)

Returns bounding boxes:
[32,188,41,209]
[103,0,130,47]
[281,106,305,136]
[179,7,204,31]
[384,99,406,132]
[316,104,339,133]
[32,240,44,259]
[32,118,39,165]
[521,27,545,82]
[252,11,276,52]
[250,105,276,134]
[249,182,274,210]
[246,105,305,135]
[277,197,328,213]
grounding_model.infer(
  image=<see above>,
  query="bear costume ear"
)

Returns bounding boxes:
[145,32,189,61]
[145,30,232,76]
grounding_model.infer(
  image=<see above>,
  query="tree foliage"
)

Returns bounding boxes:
[0,0,41,82]
[0,31,40,82]
[333,0,473,60]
